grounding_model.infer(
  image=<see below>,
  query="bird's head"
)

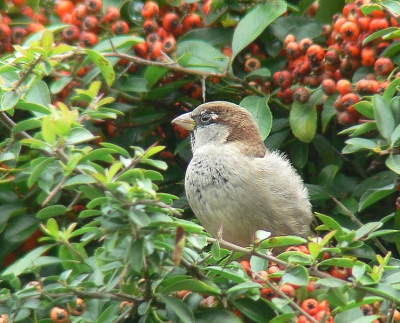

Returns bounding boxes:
[172,101,266,157]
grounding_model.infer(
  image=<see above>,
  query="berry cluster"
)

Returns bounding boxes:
[238,245,397,323]
[50,298,86,323]
[244,0,399,125]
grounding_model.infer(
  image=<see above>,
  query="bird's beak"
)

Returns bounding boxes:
[171,113,195,131]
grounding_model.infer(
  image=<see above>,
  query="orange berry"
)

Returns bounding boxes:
[111,20,130,34]
[143,20,159,34]
[142,1,159,19]
[182,13,204,31]
[284,34,296,46]
[244,57,261,72]
[369,18,389,33]
[85,0,103,13]
[306,44,325,65]
[301,298,319,316]
[329,266,348,279]
[272,70,293,89]
[55,0,75,18]
[149,41,163,60]
[374,57,395,76]
[203,0,212,15]
[340,21,360,42]
[163,36,177,54]
[280,284,296,298]
[133,42,149,58]
[82,15,99,32]
[12,0,26,6]
[361,47,375,66]
[261,288,276,300]
[336,79,353,95]
[356,79,379,95]
[103,6,120,23]
[293,86,311,104]
[322,79,337,96]
[239,260,251,275]
[68,298,86,316]
[79,31,98,47]
[163,12,181,32]
[50,307,70,323]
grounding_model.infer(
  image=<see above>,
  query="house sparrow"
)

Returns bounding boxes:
[172,101,313,247]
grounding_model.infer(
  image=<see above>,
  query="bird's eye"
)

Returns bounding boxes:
[200,113,212,123]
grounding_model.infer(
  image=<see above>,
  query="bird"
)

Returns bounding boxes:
[172,101,313,248]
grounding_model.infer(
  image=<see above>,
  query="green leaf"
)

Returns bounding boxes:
[194,309,244,323]
[231,298,275,323]
[270,313,297,323]
[12,119,42,135]
[37,205,68,219]
[386,155,400,174]
[129,238,145,273]
[15,101,51,115]
[1,91,19,111]
[226,281,262,294]
[177,40,229,73]
[384,78,400,102]
[25,81,51,107]
[28,157,56,188]
[179,28,234,48]
[42,116,57,145]
[162,279,221,295]
[207,266,247,284]
[362,27,398,44]
[317,278,348,288]
[281,266,308,286]
[158,295,195,323]
[315,213,344,236]
[41,30,54,55]
[373,94,395,143]
[354,100,374,119]
[289,90,323,143]
[46,218,59,239]
[1,245,53,279]
[231,1,287,62]
[86,49,116,86]
[240,96,272,140]
[342,138,377,153]
[358,184,396,212]
[259,236,307,249]
[80,148,116,163]
[390,124,400,145]
[64,174,97,187]
[100,142,130,157]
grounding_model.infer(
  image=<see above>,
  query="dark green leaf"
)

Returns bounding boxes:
[37,205,69,219]
[158,295,195,323]
[194,309,243,323]
[359,184,396,212]
[232,1,287,61]
[231,298,275,323]
[373,94,395,143]
[1,245,53,279]
[240,96,272,140]
[129,238,145,273]
[289,90,323,143]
